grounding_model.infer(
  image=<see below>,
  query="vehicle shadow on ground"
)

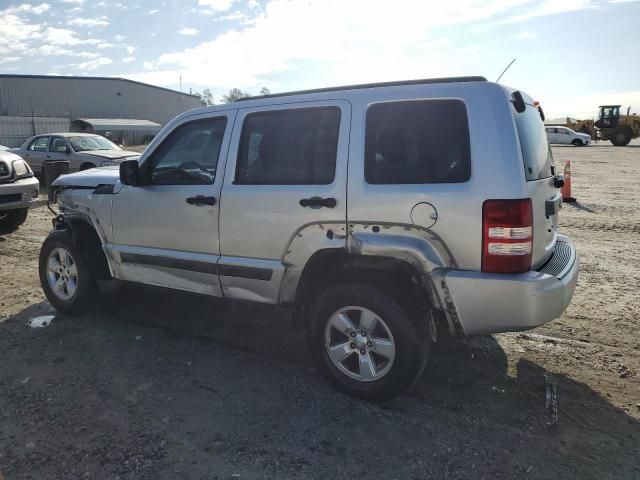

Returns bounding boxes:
[0,221,20,236]
[564,201,597,214]
[5,287,639,478]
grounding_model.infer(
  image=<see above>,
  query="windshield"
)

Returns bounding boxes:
[68,136,121,152]
[514,104,554,181]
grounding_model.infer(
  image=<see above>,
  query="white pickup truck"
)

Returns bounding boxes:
[0,150,39,232]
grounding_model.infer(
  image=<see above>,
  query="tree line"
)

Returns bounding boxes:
[191,87,270,106]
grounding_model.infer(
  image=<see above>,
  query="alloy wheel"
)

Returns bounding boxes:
[324,306,396,382]
[46,247,78,301]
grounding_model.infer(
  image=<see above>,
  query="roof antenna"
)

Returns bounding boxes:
[496,58,516,83]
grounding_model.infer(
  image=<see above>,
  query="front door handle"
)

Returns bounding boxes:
[299,197,336,208]
[186,195,216,206]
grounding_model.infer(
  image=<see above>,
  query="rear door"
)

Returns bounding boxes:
[513,102,559,267]
[22,136,49,175]
[218,100,350,304]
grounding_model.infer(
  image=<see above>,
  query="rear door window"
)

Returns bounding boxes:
[365,100,471,184]
[235,107,340,185]
[514,105,554,181]
[28,137,49,152]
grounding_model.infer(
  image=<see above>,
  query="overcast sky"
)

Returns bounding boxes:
[1,0,639,118]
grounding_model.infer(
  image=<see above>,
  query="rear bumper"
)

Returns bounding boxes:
[0,177,39,211]
[444,236,579,335]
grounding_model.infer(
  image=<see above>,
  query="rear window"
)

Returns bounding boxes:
[514,105,554,181]
[365,99,471,184]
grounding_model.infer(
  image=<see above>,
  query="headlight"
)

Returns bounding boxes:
[101,160,117,167]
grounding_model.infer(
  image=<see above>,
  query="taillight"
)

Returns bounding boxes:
[482,199,533,273]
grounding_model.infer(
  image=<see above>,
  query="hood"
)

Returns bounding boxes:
[78,150,140,160]
[576,132,591,139]
[52,165,120,188]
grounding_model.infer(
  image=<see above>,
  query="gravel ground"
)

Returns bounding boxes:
[1,141,639,479]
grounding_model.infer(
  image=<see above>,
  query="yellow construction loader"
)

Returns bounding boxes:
[594,105,640,146]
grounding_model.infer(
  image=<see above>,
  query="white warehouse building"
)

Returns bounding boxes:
[0,74,202,147]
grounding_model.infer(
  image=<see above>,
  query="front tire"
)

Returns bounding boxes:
[0,208,28,232]
[611,127,632,146]
[39,230,97,314]
[307,283,430,401]
[571,139,583,146]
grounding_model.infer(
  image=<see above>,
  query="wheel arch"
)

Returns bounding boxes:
[290,249,444,333]
[79,162,97,171]
[61,214,113,280]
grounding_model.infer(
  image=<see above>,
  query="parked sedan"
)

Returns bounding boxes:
[545,126,591,146]
[13,133,140,176]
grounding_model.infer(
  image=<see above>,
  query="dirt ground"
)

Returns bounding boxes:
[1,141,639,479]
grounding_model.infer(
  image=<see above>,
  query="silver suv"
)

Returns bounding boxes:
[40,77,578,400]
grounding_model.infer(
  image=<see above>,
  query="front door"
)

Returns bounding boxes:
[218,100,350,304]
[46,136,70,164]
[110,111,236,296]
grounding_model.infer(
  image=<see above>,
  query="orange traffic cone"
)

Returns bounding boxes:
[561,160,576,203]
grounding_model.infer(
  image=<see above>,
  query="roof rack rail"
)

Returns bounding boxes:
[236,76,487,102]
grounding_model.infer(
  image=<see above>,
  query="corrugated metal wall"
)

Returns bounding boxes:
[0,116,69,147]
[0,76,202,125]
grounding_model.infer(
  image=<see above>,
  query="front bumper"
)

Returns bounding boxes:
[0,176,40,211]
[444,235,579,335]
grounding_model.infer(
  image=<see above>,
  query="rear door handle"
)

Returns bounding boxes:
[299,197,336,208]
[186,195,216,206]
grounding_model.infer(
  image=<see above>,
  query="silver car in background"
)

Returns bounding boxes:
[13,133,140,176]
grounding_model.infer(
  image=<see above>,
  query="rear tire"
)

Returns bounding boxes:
[307,282,430,401]
[39,230,98,314]
[0,208,28,232]
[611,127,632,146]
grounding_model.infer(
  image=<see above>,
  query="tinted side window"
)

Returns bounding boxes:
[148,117,227,185]
[365,100,470,184]
[236,107,340,185]
[28,137,49,152]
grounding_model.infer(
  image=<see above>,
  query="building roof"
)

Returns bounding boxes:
[0,74,200,100]
[73,118,162,131]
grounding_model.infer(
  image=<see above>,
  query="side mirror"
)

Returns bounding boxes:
[120,159,141,186]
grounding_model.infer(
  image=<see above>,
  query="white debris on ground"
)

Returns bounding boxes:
[28,315,55,328]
